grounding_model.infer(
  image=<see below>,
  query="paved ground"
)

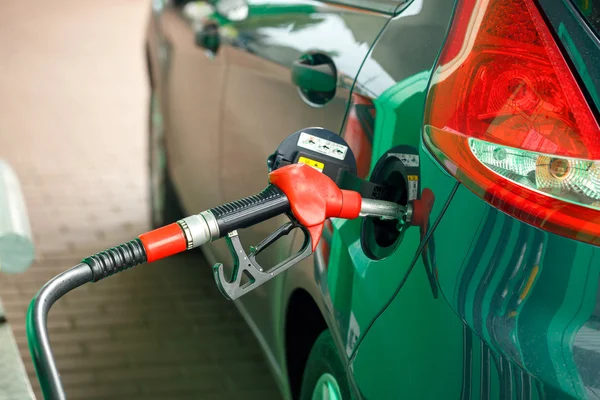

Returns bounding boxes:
[0,1,280,398]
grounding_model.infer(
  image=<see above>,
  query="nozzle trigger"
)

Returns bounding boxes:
[213,218,313,300]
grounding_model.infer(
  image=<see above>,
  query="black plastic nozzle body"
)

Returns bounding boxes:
[210,184,290,237]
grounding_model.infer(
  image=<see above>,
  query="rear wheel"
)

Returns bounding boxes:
[300,330,351,400]
[149,91,184,229]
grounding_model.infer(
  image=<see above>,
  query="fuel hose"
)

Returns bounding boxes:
[27,185,291,400]
[27,163,403,399]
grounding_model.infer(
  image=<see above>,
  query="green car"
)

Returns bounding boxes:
[146,0,600,398]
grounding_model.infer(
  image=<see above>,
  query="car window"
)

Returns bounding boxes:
[572,0,600,38]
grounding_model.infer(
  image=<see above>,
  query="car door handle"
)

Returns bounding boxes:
[291,60,337,93]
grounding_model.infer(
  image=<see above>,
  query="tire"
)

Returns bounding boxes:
[149,91,185,229]
[300,330,352,400]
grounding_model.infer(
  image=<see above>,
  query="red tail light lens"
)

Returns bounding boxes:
[424,0,600,245]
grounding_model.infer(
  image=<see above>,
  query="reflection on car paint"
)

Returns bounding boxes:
[412,187,438,298]
[342,94,374,179]
[184,0,389,90]
[435,185,600,399]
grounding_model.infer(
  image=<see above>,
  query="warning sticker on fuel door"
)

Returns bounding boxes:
[298,132,348,161]
[388,152,419,167]
[298,157,324,172]
[408,175,418,201]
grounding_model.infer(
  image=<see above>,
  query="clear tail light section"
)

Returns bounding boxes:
[423,0,600,245]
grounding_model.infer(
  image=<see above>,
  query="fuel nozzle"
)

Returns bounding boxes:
[84,163,411,302]
[79,162,363,285]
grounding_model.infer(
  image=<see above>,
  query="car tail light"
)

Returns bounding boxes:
[423,0,600,245]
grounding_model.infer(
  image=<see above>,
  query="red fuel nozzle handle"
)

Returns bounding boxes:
[269,163,362,250]
[212,164,362,300]
[209,163,362,251]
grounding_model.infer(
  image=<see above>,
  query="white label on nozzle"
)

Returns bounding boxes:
[298,132,347,161]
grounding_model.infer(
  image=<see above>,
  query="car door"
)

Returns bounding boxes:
[203,0,395,364]
[157,0,229,216]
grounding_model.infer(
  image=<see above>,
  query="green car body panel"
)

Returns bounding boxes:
[147,0,600,398]
[322,0,600,399]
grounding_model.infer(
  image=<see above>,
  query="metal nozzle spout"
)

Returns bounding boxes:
[359,198,410,222]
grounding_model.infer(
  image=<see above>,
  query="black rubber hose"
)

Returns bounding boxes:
[27,263,94,400]
[83,239,146,281]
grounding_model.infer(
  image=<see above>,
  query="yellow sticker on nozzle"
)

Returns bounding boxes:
[298,157,325,172]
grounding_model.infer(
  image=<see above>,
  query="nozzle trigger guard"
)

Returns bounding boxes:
[213,218,312,300]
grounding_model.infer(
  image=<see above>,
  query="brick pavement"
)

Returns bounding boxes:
[0,1,280,398]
